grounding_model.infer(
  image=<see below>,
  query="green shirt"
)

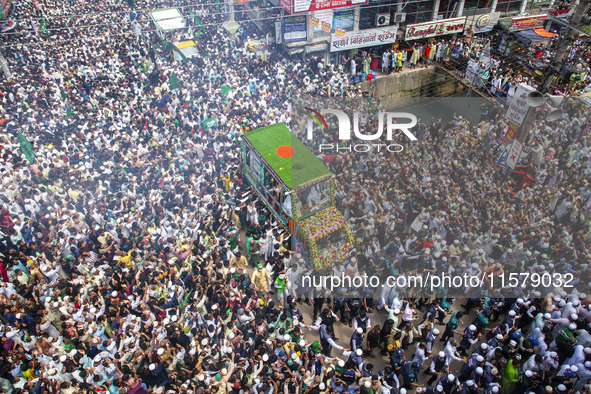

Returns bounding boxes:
[474,312,489,330]
[275,277,286,294]
[447,313,460,330]
[228,234,238,251]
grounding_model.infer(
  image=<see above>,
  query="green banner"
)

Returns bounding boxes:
[202,116,218,131]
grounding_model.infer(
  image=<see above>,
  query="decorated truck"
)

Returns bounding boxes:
[241,123,354,273]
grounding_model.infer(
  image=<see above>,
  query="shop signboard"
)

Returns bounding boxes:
[305,43,328,53]
[281,0,367,14]
[550,7,574,17]
[508,14,547,31]
[333,8,354,29]
[275,20,283,44]
[330,26,397,52]
[405,17,466,40]
[464,12,501,34]
[283,15,307,42]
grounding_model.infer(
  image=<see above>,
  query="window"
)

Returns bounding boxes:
[495,0,523,13]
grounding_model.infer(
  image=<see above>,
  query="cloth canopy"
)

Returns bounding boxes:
[513,29,555,45]
[533,28,557,37]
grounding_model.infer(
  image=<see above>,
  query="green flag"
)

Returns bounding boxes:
[202,116,218,131]
[190,13,204,38]
[181,290,192,307]
[169,72,181,90]
[220,85,233,96]
[39,18,47,33]
[18,132,35,163]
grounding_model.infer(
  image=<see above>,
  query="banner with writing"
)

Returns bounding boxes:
[311,10,331,32]
[284,15,307,42]
[505,83,535,126]
[501,121,520,146]
[506,139,523,169]
[333,8,354,28]
[509,14,546,31]
[405,17,466,40]
[330,26,397,52]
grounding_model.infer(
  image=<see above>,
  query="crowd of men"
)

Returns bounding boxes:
[368,31,591,100]
[1,0,591,392]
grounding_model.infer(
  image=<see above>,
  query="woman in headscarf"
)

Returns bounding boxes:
[362,55,371,75]
[409,45,420,69]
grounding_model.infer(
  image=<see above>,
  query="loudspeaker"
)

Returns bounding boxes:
[546,94,565,107]
[546,109,562,122]
[526,91,544,107]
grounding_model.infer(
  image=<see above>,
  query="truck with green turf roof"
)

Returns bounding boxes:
[240,123,355,273]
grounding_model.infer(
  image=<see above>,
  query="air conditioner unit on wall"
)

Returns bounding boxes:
[376,13,391,26]
[392,12,406,23]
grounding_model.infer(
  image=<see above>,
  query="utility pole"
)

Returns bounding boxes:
[515,105,536,144]
[541,0,591,92]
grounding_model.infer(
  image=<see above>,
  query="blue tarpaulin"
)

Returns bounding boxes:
[513,29,550,45]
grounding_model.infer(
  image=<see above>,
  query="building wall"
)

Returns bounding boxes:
[360,67,467,106]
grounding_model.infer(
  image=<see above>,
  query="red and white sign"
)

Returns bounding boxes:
[405,17,466,40]
[281,0,368,14]
[508,14,547,31]
[310,17,320,27]
[506,139,523,169]
[321,21,331,32]
[551,7,574,17]
[312,10,332,32]
[335,27,346,36]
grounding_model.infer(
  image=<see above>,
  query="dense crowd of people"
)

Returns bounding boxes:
[0,0,591,392]
[359,30,591,100]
